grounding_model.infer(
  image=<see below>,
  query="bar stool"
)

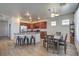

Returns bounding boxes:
[30,35,35,45]
[23,36,29,46]
[16,36,22,46]
[16,36,19,45]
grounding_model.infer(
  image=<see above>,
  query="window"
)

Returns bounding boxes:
[62,19,70,25]
[51,21,56,26]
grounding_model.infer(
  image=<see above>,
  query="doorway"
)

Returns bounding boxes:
[0,21,8,36]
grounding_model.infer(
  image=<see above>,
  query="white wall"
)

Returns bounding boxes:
[10,17,20,39]
[0,14,20,39]
[74,6,79,55]
[46,13,74,38]
[0,15,20,39]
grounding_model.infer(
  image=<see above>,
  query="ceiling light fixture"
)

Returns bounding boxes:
[48,8,60,17]
[55,13,60,16]
[25,11,41,21]
[26,12,30,16]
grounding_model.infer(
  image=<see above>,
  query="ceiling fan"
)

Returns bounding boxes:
[48,8,60,17]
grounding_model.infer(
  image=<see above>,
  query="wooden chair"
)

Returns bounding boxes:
[59,34,67,54]
[43,35,47,48]
[42,32,47,47]
[46,35,55,53]
[56,32,61,36]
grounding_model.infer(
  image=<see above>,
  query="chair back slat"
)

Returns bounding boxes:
[64,34,67,43]
[47,35,54,40]
[56,32,61,36]
[46,35,54,43]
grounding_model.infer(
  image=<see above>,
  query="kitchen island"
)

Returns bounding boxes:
[14,32,40,43]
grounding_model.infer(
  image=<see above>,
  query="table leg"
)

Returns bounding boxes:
[57,40,59,54]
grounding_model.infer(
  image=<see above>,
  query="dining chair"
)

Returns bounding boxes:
[43,34,47,48]
[56,32,61,36]
[46,35,55,53]
[42,32,47,47]
[59,34,67,54]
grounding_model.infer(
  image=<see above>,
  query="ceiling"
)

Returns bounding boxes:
[0,3,78,20]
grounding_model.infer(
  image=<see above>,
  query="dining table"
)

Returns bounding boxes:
[44,34,63,54]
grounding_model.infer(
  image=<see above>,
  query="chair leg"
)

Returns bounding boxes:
[64,44,67,54]
[34,38,35,45]
[47,43,48,51]
[57,41,59,54]
[43,40,45,47]
[27,38,29,46]
[17,39,20,45]
[53,43,55,53]
[19,39,21,46]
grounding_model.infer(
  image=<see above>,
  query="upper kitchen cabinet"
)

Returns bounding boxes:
[20,21,47,29]
[38,21,47,29]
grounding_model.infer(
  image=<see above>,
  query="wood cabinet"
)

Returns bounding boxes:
[33,23,39,29]
[39,22,47,29]
[20,21,47,29]
[20,21,47,39]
